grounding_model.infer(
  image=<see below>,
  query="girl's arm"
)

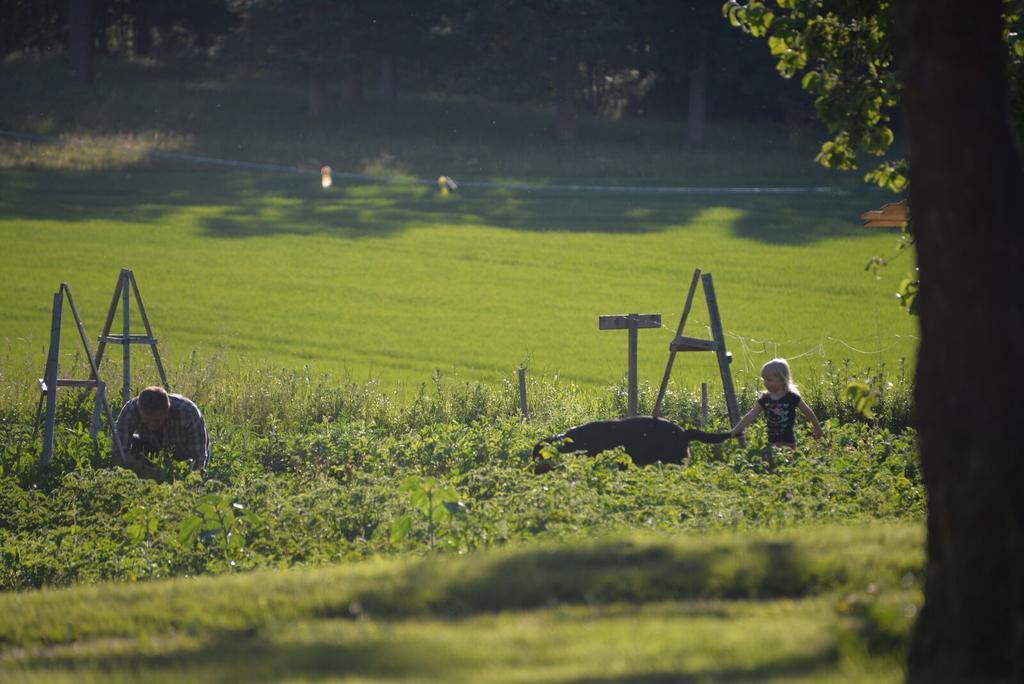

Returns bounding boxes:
[798,399,823,440]
[729,404,763,436]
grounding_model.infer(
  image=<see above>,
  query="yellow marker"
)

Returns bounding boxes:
[321,165,333,188]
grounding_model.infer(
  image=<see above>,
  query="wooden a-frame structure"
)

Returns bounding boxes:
[36,268,168,466]
[652,268,741,430]
[35,283,124,466]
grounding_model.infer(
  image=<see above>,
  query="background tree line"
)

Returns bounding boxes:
[1,0,812,143]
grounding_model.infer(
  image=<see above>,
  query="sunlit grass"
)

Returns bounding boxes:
[0,166,915,397]
[0,523,919,683]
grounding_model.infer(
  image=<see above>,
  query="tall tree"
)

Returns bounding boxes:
[450,0,628,143]
[894,1,1024,678]
[726,0,1024,679]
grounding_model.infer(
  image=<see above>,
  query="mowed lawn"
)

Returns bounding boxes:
[0,166,917,392]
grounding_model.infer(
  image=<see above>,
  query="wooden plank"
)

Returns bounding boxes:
[669,335,720,352]
[517,366,529,420]
[93,269,126,369]
[703,273,742,432]
[41,291,63,466]
[861,200,907,228]
[598,313,662,330]
[627,324,638,416]
[122,272,131,404]
[128,271,170,389]
[99,335,158,345]
[54,379,102,388]
[653,268,701,419]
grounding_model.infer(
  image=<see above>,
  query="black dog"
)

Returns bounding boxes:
[533,416,733,472]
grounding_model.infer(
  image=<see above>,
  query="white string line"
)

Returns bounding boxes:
[650,317,916,364]
[0,128,843,196]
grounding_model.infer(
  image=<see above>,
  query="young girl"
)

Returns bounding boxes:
[730,358,823,448]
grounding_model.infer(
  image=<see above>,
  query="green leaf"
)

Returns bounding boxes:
[178,516,203,545]
[227,533,245,551]
[436,486,460,502]
[801,70,821,91]
[896,277,920,315]
[845,381,878,419]
[399,475,423,493]
[408,488,430,514]
[390,515,412,543]
[126,522,145,545]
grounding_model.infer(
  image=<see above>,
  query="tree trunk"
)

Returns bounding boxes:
[686,31,708,148]
[69,0,94,87]
[895,1,1024,680]
[556,45,578,143]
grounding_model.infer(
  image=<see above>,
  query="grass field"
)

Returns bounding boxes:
[0,166,916,397]
[0,56,918,399]
[0,57,928,682]
[0,522,921,683]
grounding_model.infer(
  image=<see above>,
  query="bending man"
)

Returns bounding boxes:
[115,386,209,476]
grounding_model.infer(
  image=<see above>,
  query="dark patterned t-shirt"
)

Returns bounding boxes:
[757,391,801,445]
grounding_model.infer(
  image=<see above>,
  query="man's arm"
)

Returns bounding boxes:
[173,398,209,473]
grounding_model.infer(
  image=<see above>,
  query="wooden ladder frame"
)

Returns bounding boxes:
[93,268,169,405]
[652,269,741,432]
[35,283,124,466]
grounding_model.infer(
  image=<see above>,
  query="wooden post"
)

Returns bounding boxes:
[122,271,131,404]
[128,272,169,388]
[40,291,63,466]
[517,366,529,420]
[702,273,740,427]
[701,382,708,426]
[599,313,661,417]
[91,381,104,437]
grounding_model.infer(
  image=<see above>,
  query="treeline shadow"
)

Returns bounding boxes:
[1,166,886,245]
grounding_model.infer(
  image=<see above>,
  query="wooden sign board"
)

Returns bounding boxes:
[598,314,662,330]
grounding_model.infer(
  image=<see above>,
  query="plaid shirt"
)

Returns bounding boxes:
[115,394,210,472]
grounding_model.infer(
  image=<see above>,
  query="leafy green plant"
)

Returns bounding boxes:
[390,475,468,550]
[178,493,255,571]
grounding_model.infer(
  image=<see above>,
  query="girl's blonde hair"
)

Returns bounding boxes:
[761,358,797,392]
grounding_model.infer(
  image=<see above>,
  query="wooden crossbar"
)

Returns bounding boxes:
[669,335,721,352]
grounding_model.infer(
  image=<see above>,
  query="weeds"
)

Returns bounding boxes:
[0,356,920,592]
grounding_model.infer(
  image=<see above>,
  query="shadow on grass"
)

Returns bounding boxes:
[10,629,842,683]
[569,647,839,683]
[12,632,466,683]
[0,167,888,245]
[12,626,843,684]
[345,538,818,618]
